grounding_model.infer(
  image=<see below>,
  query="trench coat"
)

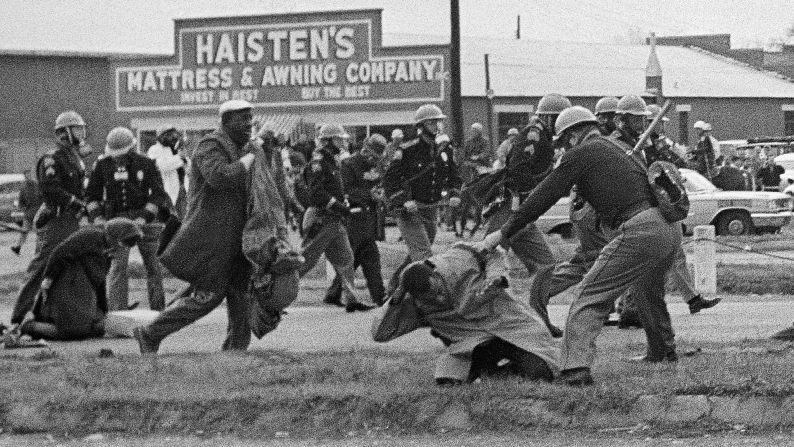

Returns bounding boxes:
[35,226,109,339]
[160,129,250,293]
[372,244,560,381]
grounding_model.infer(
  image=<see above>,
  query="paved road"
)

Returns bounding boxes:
[0,295,790,358]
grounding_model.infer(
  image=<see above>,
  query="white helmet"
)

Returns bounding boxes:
[414,104,447,124]
[693,120,708,130]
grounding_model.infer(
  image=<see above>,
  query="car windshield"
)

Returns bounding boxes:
[681,169,717,194]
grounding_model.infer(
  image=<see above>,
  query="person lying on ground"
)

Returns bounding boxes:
[372,243,559,385]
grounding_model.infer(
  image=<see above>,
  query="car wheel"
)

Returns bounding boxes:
[716,211,752,236]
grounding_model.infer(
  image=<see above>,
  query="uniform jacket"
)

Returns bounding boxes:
[461,135,492,182]
[37,142,86,210]
[372,245,560,381]
[86,151,170,221]
[147,142,185,208]
[341,151,382,240]
[303,145,345,209]
[18,179,43,223]
[160,128,251,293]
[36,226,110,339]
[504,120,555,197]
[713,165,749,191]
[383,134,461,207]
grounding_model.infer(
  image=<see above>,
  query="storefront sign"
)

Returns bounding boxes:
[115,11,446,111]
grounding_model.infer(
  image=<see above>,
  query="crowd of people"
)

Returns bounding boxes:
[3,94,793,387]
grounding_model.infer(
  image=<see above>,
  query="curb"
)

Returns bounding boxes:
[3,393,793,437]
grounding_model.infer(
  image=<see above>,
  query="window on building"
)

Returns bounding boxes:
[497,112,530,143]
[678,111,689,146]
[785,111,794,136]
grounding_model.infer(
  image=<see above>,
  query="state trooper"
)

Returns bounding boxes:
[594,96,619,136]
[86,127,170,311]
[485,93,572,338]
[477,106,683,386]
[324,134,388,307]
[298,123,373,313]
[10,111,90,328]
[383,104,462,292]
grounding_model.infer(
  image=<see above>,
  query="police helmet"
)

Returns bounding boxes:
[414,104,447,124]
[537,93,572,115]
[54,111,86,130]
[554,106,599,136]
[594,97,620,115]
[616,95,650,116]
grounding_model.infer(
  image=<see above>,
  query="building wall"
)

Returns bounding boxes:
[0,55,116,173]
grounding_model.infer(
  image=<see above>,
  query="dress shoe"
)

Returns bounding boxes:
[558,367,594,386]
[688,295,721,314]
[132,326,159,355]
[345,301,375,313]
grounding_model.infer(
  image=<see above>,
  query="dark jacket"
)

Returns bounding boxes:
[341,151,382,240]
[36,226,110,339]
[160,128,251,293]
[36,142,85,210]
[757,163,785,189]
[303,145,345,209]
[713,165,749,191]
[461,135,491,182]
[383,134,461,207]
[504,120,555,197]
[502,131,651,238]
[86,151,170,221]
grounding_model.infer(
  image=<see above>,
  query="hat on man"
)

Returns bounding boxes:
[693,120,707,130]
[401,261,434,297]
[104,217,144,248]
[471,122,483,131]
[507,127,519,136]
[218,99,252,117]
[105,126,137,157]
[391,128,404,140]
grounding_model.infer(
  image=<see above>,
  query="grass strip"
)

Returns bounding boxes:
[1,339,792,437]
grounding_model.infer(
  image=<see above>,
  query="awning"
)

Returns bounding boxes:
[254,113,308,142]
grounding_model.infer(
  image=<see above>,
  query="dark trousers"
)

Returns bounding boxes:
[11,212,79,324]
[325,235,385,306]
[469,338,554,382]
[140,287,251,351]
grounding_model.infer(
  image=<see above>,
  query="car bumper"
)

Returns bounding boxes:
[750,211,793,228]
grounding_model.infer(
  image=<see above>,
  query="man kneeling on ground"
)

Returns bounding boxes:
[17,218,143,340]
[372,243,559,385]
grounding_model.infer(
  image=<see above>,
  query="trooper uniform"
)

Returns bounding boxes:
[10,111,88,326]
[324,139,387,306]
[384,110,461,292]
[478,105,683,385]
[86,127,170,311]
[594,96,620,136]
[299,124,372,313]
[485,93,571,337]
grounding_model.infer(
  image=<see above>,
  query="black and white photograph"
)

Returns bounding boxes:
[0,1,793,445]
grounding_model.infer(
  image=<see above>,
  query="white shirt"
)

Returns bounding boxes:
[147,142,184,208]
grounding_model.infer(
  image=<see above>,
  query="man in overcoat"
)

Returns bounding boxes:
[133,100,257,354]
[372,244,559,385]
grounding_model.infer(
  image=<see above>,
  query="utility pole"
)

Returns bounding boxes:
[450,0,464,147]
[516,15,521,40]
[484,53,495,148]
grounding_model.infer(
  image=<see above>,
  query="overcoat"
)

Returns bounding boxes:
[160,129,250,292]
[372,245,560,381]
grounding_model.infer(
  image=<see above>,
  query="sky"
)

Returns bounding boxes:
[0,0,792,55]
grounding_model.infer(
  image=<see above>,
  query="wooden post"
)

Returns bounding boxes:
[692,225,717,294]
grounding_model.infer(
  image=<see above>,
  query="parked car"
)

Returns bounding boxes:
[774,152,794,193]
[534,168,793,237]
[0,173,26,228]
